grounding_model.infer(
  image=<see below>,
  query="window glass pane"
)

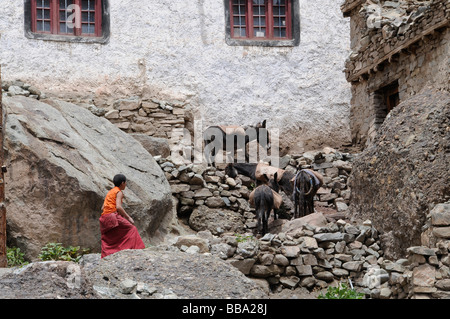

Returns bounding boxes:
[82,23,95,34]
[253,16,266,27]
[82,0,93,10]
[60,22,74,33]
[233,16,245,26]
[234,27,246,37]
[37,20,51,32]
[36,9,50,20]
[44,0,51,8]
[253,28,266,37]
[253,0,264,5]
[274,17,286,26]
[37,9,50,20]
[273,0,286,4]
[233,5,245,14]
[274,27,286,38]
[81,11,95,22]
[60,0,74,9]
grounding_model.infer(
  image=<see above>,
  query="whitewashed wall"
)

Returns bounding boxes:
[0,0,351,152]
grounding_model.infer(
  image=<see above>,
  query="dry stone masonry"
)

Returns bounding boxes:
[1,81,192,141]
[170,200,450,299]
[343,0,449,82]
[157,147,355,235]
[341,0,449,146]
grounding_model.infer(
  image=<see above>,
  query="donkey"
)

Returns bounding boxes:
[226,162,295,196]
[203,120,270,167]
[249,172,281,236]
[292,169,323,218]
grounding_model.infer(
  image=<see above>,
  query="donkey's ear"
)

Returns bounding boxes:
[262,120,266,128]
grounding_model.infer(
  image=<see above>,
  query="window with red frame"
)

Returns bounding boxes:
[230,0,292,40]
[31,0,102,37]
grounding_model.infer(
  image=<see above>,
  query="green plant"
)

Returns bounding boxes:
[318,282,364,299]
[39,243,90,263]
[235,233,255,243]
[6,247,29,268]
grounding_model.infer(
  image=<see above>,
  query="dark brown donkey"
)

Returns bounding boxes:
[292,169,323,218]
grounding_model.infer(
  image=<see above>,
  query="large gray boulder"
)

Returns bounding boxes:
[348,89,450,259]
[3,96,172,259]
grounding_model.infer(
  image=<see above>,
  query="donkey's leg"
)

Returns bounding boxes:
[262,208,269,235]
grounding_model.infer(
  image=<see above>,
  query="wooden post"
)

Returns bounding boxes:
[0,65,6,268]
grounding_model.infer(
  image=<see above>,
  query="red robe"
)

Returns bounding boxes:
[99,187,145,258]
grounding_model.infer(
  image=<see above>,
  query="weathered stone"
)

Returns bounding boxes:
[433,227,450,239]
[205,197,226,208]
[301,237,318,249]
[430,204,450,226]
[273,254,290,267]
[280,276,300,289]
[302,254,318,266]
[282,212,328,234]
[174,235,210,253]
[171,184,191,193]
[315,271,334,282]
[342,261,363,272]
[119,279,138,294]
[211,243,236,260]
[435,279,450,291]
[413,264,436,287]
[362,267,389,289]
[296,265,313,276]
[237,240,259,258]
[259,253,274,266]
[131,133,171,158]
[4,96,172,258]
[313,232,352,243]
[250,265,283,278]
[300,276,316,289]
[332,268,349,277]
[114,98,140,111]
[379,287,392,299]
[229,259,256,275]
[407,246,436,256]
[281,246,300,258]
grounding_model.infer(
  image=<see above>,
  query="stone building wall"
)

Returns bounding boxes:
[341,0,450,146]
[0,0,352,153]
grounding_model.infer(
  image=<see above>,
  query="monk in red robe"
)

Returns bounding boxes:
[99,174,145,258]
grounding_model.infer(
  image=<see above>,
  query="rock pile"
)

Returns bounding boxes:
[171,214,384,295]
[408,203,450,299]
[2,80,44,99]
[171,201,450,299]
[157,147,356,235]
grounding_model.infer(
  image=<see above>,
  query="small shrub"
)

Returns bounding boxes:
[318,283,364,299]
[39,243,90,263]
[235,234,255,243]
[6,247,29,267]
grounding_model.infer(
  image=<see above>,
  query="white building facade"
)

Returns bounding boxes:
[1,0,351,153]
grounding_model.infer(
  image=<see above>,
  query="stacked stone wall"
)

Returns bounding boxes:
[171,202,450,299]
[341,0,449,146]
